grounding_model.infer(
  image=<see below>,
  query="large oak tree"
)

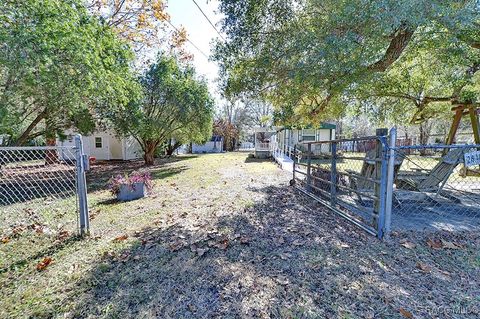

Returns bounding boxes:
[214,0,480,126]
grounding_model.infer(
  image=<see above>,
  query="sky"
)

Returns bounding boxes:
[166,0,225,106]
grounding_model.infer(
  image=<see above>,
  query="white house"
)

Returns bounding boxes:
[57,129,142,161]
[254,123,336,155]
[192,136,224,153]
[254,123,336,171]
[274,123,336,153]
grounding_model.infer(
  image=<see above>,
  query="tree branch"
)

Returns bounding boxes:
[14,109,47,145]
[368,25,416,72]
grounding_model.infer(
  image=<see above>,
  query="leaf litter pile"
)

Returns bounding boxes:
[1,153,479,318]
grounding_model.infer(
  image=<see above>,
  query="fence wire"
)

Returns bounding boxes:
[391,145,480,232]
[0,147,78,205]
[291,130,480,238]
[293,136,388,237]
[0,146,80,236]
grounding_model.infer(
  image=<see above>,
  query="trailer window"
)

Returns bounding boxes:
[95,137,103,148]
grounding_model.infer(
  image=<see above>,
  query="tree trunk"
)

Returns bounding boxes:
[415,101,431,156]
[14,110,46,146]
[143,140,157,165]
[165,140,182,156]
[44,116,58,165]
[419,121,431,156]
[144,150,155,165]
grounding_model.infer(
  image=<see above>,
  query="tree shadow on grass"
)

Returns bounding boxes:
[0,234,81,274]
[69,185,480,319]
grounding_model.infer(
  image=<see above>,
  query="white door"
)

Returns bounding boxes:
[91,136,110,160]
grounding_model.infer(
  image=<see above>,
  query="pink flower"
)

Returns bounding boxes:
[108,169,153,195]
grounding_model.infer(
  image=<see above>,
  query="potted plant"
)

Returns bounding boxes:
[109,170,153,201]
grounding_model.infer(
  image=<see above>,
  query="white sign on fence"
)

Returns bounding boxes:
[464,150,480,167]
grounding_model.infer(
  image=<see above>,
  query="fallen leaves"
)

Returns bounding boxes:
[400,241,416,249]
[440,239,463,250]
[1,221,59,243]
[89,208,101,221]
[416,262,432,273]
[427,238,463,250]
[169,240,184,252]
[399,308,414,318]
[113,235,128,242]
[36,257,53,271]
[427,238,443,249]
[215,238,229,250]
[239,236,250,245]
[56,230,70,241]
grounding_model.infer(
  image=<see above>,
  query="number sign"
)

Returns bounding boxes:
[464,151,480,167]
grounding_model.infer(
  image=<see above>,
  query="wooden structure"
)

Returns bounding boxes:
[444,104,480,176]
[412,103,480,176]
[445,104,480,146]
[349,149,403,192]
[396,148,466,200]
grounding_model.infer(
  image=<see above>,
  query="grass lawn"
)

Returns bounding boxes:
[1,152,480,318]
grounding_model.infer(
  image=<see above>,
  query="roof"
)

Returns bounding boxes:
[282,122,336,130]
[210,135,223,142]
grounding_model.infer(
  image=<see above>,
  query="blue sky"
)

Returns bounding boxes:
[166,0,224,104]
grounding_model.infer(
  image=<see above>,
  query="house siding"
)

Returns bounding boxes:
[58,129,142,161]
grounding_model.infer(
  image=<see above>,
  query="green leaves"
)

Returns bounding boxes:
[214,0,480,125]
[111,53,214,163]
[0,0,138,144]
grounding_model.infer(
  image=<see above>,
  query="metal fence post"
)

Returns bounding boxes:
[292,144,296,182]
[74,134,89,236]
[384,128,397,238]
[306,143,312,191]
[374,128,388,238]
[330,141,337,206]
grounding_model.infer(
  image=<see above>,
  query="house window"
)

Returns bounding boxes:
[95,137,103,148]
[302,129,316,141]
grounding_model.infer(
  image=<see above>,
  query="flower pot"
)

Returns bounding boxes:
[117,182,146,201]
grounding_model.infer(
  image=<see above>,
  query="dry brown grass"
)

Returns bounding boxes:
[1,152,479,318]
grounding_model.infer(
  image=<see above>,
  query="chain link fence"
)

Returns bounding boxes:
[391,144,480,232]
[292,131,389,237]
[0,135,89,237]
[291,129,480,238]
[0,147,77,205]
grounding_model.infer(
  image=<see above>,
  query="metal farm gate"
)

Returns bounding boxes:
[292,129,390,237]
[0,135,90,235]
[292,128,480,238]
